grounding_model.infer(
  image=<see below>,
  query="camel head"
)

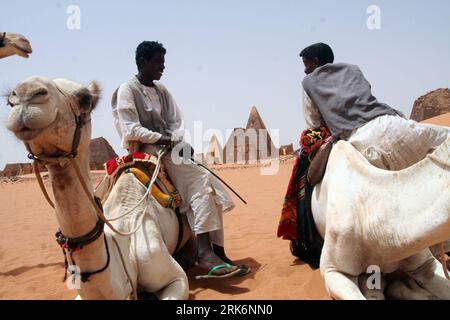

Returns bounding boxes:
[0,32,33,59]
[6,77,101,159]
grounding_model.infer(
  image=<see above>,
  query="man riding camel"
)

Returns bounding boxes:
[112,41,249,279]
[300,42,449,171]
[278,42,449,264]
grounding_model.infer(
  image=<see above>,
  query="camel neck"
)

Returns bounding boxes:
[47,151,119,299]
[364,160,450,260]
[48,152,98,238]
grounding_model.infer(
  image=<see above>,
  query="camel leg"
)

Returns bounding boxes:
[322,270,366,300]
[400,249,450,299]
[155,257,190,300]
[386,278,437,300]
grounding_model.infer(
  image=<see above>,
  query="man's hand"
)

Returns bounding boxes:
[156,135,172,146]
[157,135,183,149]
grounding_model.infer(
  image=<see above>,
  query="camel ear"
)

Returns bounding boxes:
[74,81,101,113]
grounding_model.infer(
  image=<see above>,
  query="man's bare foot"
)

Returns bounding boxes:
[212,244,251,277]
[196,233,238,276]
[213,244,233,264]
[197,248,238,275]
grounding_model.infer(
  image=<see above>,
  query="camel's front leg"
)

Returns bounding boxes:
[386,277,437,300]
[321,251,366,300]
[322,269,366,300]
[320,238,367,299]
[400,249,450,299]
[155,256,189,300]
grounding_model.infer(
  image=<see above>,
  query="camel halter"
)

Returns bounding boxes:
[26,85,158,237]
[24,87,163,297]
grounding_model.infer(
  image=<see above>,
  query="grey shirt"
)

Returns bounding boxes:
[302,63,403,140]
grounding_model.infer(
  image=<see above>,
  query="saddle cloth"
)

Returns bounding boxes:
[95,152,182,209]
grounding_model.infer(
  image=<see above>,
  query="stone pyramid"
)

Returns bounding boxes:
[89,137,118,170]
[205,134,224,164]
[223,106,277,164]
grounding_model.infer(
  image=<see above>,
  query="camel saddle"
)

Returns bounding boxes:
[307,141,333,186]
[95,152,182,209]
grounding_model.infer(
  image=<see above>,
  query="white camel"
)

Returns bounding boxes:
[311,135,450,300]
[0,32,32,59]
[6,76,194,299]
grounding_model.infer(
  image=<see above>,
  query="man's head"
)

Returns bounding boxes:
[135,41,167,80]
[299,43,334,75]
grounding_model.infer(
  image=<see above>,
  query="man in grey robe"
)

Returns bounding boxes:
[300,42,449,171]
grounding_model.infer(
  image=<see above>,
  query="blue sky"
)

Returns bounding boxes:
[1,0,449,168]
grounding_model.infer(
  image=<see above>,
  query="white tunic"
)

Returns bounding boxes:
[113,82,184,149]
[112,80,235,244]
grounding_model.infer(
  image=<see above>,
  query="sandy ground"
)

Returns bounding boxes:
[0,160,329,300]
[1,114,447,300]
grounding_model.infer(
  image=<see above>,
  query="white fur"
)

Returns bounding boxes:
[311,138,450,300]
[6,77,192,300]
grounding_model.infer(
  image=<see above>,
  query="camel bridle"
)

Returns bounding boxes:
[22,85,169,298]
[24,86,112,284]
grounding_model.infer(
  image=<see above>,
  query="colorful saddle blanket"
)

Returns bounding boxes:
[277,126,330,268]
[95,152,182,209]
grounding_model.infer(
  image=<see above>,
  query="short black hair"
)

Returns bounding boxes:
[299,43,334,66]
[135,41,166,70]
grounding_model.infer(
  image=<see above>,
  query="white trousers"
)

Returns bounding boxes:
[142,144,235,247]
[347,115,450,170]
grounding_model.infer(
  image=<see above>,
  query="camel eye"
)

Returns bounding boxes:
[34,89,48,96]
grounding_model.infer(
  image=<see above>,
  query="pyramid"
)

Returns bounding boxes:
[410,88,450,122]
[279,143,294,156]
[89,137,118,170]
[223,106,278,164]
[204,134,223,164]
[0,137,118,177]
[246,106,268,130]
[1,163,34,177]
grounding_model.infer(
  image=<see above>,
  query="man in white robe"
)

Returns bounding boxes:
[112,41,246,278]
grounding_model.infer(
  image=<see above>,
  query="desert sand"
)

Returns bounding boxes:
[0,159,329,300]
[2,114,448,300]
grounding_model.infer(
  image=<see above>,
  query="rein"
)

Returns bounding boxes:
[26,87,140,295]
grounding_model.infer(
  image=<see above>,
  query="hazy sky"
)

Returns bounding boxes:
[1,0,449,169]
